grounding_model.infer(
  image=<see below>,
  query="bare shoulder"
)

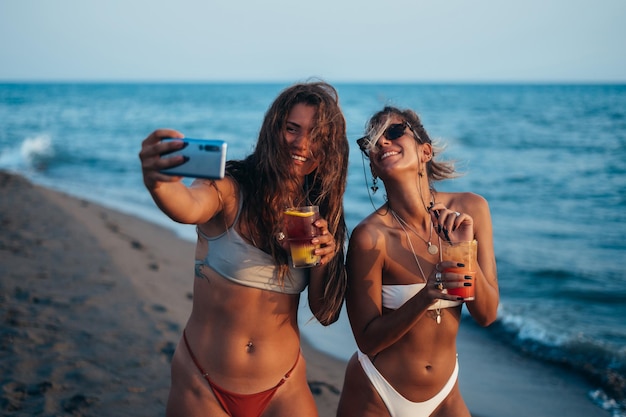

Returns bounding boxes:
[438,191,493,237]
[192,176,241,230]
[438,191,490,213]
[347,211,394,279]
[346,211,390,286]
[349,210,390,250]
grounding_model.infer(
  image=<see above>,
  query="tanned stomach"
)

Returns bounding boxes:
[182,269,302,391]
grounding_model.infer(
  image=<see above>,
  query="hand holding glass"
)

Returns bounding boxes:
[284,206,321,268]
[440,240,477,300]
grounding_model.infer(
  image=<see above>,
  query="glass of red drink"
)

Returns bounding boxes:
[283,206,321,268]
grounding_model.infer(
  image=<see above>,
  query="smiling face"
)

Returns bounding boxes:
[369,115,432,179]
[371,116,415,162]
[284,103,320,177]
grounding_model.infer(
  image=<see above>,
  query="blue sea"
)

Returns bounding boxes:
[1,82,625,415]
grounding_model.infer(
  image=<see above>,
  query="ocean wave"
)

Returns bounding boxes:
[590,389,626,417]
[488,307,626,413]
[0,135,55,172]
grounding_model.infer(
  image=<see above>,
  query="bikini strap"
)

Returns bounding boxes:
[277,349,301,387]
[196,190,244,241]
[183,328,210,377]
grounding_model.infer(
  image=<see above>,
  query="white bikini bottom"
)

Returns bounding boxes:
[357,350,459,417]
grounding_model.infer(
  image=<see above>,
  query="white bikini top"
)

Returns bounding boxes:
[382,283,463,310]
[195,196,308,295]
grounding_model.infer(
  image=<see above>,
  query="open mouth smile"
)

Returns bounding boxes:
[380,151,399,160]
[291,154,307,162]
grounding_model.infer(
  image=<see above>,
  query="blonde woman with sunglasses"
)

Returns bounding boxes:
[337,106,499,417]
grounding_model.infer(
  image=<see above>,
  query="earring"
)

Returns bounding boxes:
[371,175,379,194]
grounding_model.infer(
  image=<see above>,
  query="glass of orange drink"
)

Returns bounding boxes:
[440,240,478,300]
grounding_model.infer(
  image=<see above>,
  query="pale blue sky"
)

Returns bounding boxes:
[1,0,625,83]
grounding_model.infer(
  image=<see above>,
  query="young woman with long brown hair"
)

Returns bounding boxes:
[139,81,349,417]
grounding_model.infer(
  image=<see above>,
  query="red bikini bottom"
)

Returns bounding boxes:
[183,329,300,417]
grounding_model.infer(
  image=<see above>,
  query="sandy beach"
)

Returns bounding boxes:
[0,171,610,417]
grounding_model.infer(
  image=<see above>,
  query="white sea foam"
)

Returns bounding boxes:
[20,135,54,170]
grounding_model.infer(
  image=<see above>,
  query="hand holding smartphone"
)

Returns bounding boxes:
[159,138,227,179]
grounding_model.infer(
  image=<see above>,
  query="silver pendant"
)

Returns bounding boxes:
[436,313,441,324]
[428,243,439,255]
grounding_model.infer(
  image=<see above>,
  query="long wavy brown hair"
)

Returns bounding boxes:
[226,81,349,325]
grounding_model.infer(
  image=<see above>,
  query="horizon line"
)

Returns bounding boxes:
[1,79,626,85]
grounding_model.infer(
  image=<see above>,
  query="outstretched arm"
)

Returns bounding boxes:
[138,129,233,225]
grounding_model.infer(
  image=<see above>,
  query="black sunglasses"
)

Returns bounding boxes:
[357,122,410,158]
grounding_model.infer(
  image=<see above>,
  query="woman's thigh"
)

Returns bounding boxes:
[263,352,318,417]
[166,338,228,417]
[337,354,389,417]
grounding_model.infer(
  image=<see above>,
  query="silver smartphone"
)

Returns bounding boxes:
[160,138,227,179]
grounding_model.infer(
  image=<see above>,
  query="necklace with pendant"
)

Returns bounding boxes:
[390,209,439,255]
[390,209,442,324]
